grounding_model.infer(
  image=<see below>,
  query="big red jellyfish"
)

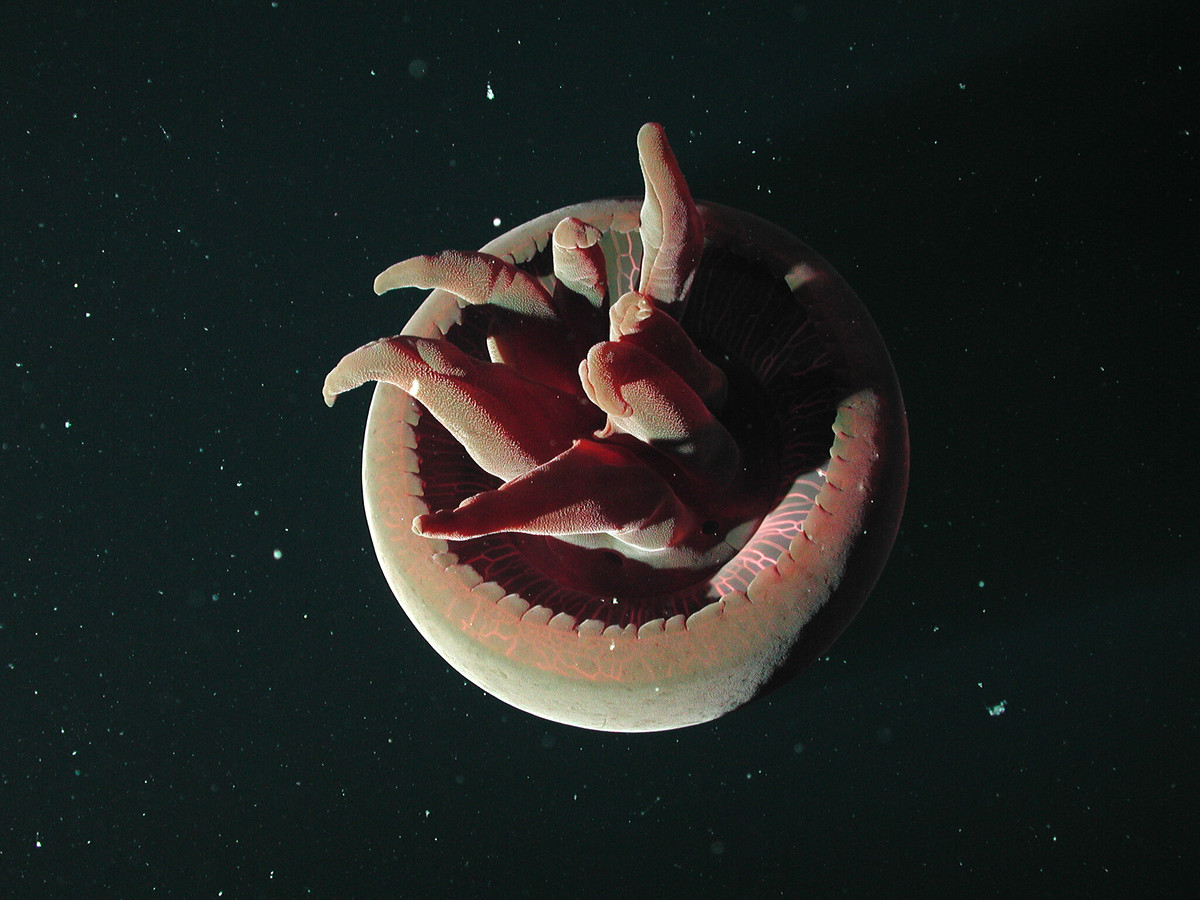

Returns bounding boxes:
[324,123,908,732]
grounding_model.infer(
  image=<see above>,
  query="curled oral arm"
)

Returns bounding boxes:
[608,290,727,407]
[580,340,739,487]
[552,217,608,307]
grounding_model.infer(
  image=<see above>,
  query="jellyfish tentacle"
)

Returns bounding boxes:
[413,438,698,552]
[322,335,598,481]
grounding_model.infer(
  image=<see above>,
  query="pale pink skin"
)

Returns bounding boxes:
[323,124,908,732]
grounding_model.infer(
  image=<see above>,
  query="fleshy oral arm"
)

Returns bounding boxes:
[322,335,598,482]
[414,438,698,552]
[373,249,589,396]
[636,122,705,311]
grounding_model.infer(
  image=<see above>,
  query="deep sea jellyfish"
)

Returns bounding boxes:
[324,123,908,732]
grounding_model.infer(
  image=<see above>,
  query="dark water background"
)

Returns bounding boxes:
[3,2,1195,896]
